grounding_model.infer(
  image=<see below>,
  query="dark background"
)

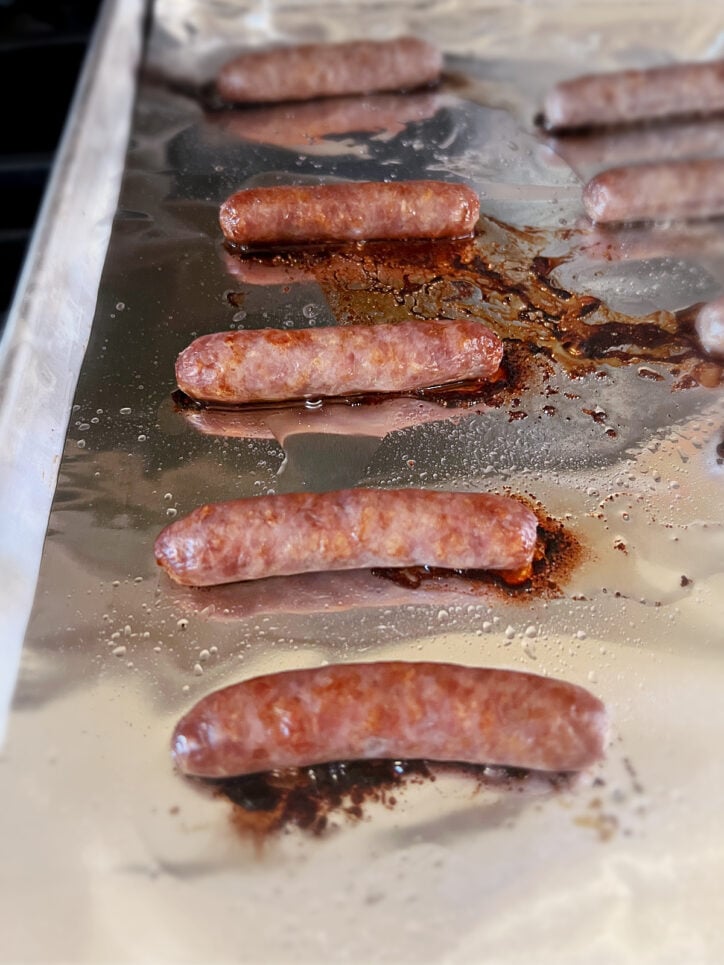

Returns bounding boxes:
[0,0,105,329]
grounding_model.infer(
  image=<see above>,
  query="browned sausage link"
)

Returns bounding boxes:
[582,159,724,225]
[175,318,503,405]
[543,60,724,132]
[219,181,480,247]
[171,661,609,778]
[154,489,538,587]
[216,37,442,105]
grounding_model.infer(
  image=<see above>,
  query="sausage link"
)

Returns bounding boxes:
[219,181,479,247]
[543,60,724,132]
[171,661,609,778]
[582,159,724,224]
[216,37,442,105]
[696,295,724,357]
[175,318,503,405]
[154,488,538,587]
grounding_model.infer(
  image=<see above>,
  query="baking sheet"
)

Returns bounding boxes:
[0,0,145,740]
[3,1,724,961]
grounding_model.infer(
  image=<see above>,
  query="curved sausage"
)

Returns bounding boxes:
[216,37,442,105]
[175,318,503,405]
[543,60,724,132]
[696,295,724,357]
[219,181,480,247]
[171,661,609,778]
[154,488,538,587]
[582,159,724,224]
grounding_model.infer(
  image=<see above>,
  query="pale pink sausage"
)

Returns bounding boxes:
[175,318,503,405]
[153,488,539,587]
[582,159,724,224]
[216,37,442,105]
[543,60,724,132]
[219,181,480,247]
[171,661,609,778]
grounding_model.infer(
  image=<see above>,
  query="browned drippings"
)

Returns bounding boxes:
[372,502,583,601]
[223,217,719,387]
[209,759,569,840]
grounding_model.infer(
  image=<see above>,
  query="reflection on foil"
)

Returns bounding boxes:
[170,394,490,487]
[165,568,503,621]
[204,91,444,157]
[174,394,483,440]
[547,115,724,181]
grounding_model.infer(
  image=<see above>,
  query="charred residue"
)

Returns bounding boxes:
[205,759,569,840]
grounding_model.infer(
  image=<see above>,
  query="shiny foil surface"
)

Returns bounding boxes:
[3,2,724,961]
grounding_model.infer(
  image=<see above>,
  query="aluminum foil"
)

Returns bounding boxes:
[3,1,724,961]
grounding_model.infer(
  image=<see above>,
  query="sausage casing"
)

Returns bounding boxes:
[582,159,724,224]
[216,37,442,105]
[171,661,609,778]
[154,488,538,587]
[219,181,480,247]
[543,60,724,132]
[175,318,503,405]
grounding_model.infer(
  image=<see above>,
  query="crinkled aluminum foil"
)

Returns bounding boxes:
[3,2,724,961]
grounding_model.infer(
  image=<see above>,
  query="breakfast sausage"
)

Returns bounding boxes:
[219,181,480,247]
[171,661,609,778]
[216,37,442,105]
[175,318,503,405]
[154,488,538,586]
[543,60,724,132]
[696,295,724,357]
[582,159,724,224]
